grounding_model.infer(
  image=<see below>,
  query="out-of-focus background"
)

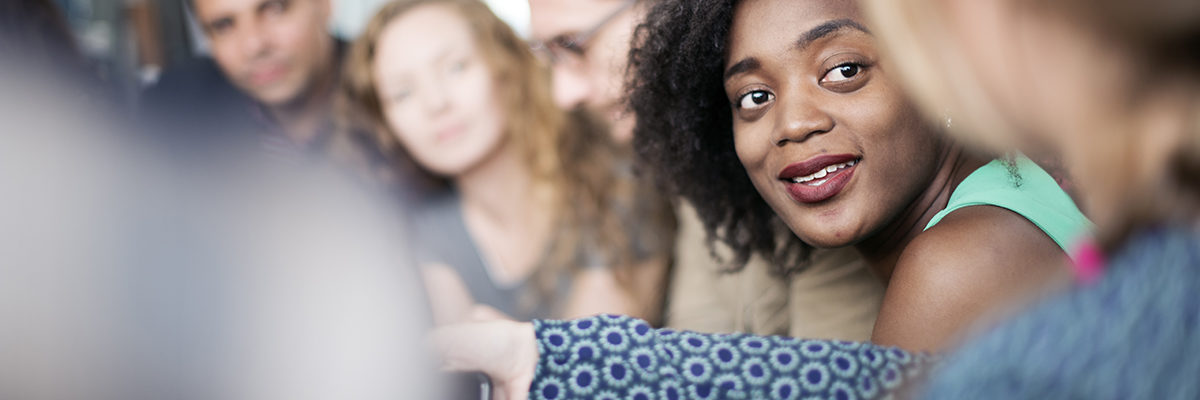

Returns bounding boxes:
[51,0,528,109]
[3,1,539,398]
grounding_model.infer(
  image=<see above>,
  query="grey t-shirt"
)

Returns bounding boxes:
[409,189,557,320]
[409,182,670,321]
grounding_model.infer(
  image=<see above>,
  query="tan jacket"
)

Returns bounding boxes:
[665,203,884,341]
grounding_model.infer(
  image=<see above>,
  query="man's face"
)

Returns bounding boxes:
[528,0,640,143]
[193,0,332,107]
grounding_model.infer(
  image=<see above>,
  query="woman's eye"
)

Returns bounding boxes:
[448,60,468,74]
[821,63,862,83]
[262,0,288,16]
[390,89,411,103]
[737,90,774,110]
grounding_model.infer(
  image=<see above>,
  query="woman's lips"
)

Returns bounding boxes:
[435,122,469,143]
[779,154,860,204]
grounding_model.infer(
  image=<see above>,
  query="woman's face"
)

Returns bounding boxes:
[725,0,945,248]
[373,5,507,177]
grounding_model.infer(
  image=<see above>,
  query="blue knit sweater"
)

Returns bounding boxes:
[922,226,1200,399]
[530,316,933,399]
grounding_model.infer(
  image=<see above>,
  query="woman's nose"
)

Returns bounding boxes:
[773,92,835,146]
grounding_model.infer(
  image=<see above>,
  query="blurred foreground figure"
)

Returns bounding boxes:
[862,0,1200,397]
[0,68,442,399]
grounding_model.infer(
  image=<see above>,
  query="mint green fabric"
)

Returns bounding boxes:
[924,157,1091,255]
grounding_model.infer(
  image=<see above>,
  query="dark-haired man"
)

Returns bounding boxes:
[144,0,342,155]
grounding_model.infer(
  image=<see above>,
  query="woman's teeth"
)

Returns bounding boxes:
[790,160,856,185]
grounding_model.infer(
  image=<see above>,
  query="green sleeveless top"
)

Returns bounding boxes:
[924,157,1092,256]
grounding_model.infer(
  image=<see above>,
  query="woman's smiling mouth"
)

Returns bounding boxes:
[789,159,856,185]
[779,154,861,203]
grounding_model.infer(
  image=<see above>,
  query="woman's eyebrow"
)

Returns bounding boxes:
[724,58,760,81]
[724,19,870,82]
[795,19,871,51]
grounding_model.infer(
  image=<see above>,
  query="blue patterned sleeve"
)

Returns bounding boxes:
[529,315,935,400]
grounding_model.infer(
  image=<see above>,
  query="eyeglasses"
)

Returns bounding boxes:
[529,0,636,66]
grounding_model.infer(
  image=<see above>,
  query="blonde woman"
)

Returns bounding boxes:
[339,0,672,324]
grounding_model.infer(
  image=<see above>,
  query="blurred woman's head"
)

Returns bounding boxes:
[342,0,564,183]
[343,0,671,288]
[631,0,950,271]
[863,0,1200,242]
[371,4,505,176]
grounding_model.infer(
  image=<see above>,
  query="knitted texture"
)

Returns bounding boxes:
[531,315,934,400]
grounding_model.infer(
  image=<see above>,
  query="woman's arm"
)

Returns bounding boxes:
[434,315,934,400]
[532,315,932,399]
[421,264,516,325]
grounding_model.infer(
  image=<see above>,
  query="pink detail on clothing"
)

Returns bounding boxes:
[1070,239,1106,284]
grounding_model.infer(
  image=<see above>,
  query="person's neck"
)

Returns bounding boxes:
[456,143,542,227]
[855,145,989,282]
[456,141,554,283]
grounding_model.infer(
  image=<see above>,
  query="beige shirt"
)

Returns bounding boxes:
[665,203,884,341]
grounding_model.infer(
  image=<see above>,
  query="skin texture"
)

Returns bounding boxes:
[725,0,1067,352]
[527,0,641,143]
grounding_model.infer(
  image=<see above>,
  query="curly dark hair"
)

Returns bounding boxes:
[628,0,809,275]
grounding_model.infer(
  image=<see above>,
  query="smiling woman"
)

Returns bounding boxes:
[631,0,1098,349]
[626,0,1093,354]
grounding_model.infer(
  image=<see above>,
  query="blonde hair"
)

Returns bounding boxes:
[340,0,563,189]
[858,2,1019,154]
[862,0,1200,244]
[338,0,671,312]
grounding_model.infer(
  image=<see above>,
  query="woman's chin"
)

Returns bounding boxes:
[787,219,864,249]
[796,234,859,250]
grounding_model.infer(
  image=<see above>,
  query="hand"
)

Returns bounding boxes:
[464,304,513,322]
[431,320,538,400]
